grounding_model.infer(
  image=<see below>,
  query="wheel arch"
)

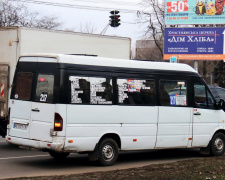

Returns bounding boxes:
[201,128,225,148]
[200,129,225,156]
[207,128,225,148]
[100,133,121,149]
[88,133,121,163]
[212,129,225,138]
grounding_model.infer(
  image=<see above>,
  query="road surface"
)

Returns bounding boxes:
[0,137,203,179]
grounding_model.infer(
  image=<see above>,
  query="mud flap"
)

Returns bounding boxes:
[88,143,98,161]
[0,120,7,137]
[200,141,211,155]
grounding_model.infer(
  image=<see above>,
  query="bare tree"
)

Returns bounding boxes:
[0,0,61,29]
[77,22,97,34]
[137,0,164,59]
[63,22,97,34]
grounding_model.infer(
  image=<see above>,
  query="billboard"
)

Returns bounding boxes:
[165,0,225,25]
[164,27,225,60]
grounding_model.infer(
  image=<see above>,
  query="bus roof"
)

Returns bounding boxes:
[20,54,197,73]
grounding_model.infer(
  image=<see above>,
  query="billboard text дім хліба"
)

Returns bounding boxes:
[164,27,225,60]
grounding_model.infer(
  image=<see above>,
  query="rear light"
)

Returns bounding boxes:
[54,113,63,131]
[7,108,11,125]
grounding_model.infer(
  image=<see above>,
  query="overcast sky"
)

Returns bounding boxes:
[22,0,148,47]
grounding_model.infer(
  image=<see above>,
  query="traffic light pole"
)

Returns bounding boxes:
[100,22,110,35]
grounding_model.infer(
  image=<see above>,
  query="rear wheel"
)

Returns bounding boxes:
[98,138,118,166]
[210,132,225,156]
[49,151,70,159]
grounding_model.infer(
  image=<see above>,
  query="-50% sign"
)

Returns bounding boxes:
[167,1,189,13]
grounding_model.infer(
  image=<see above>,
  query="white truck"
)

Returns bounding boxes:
[0,26,131,137]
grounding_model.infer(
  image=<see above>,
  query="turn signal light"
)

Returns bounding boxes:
[54,113,63,131]
[55,123,61,127]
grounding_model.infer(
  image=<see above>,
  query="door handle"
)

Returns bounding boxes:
[194,112,201,115]
[32,108,40,112]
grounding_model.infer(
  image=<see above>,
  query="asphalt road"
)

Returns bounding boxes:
[0,137,204,179]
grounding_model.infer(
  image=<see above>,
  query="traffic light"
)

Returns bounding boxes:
[109,10,120,27]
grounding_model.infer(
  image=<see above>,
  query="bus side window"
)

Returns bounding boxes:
[160,80,188,106]
[194,83,215,108]
[117,79,156,105]
[35,74,54,103]
[69,76,113,105]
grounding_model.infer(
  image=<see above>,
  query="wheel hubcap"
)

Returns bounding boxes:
[214,138,224,152]
[102,145,114,161]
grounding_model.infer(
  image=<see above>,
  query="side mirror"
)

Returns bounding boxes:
[218,99,225,111]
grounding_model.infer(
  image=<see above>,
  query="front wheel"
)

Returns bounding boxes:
[98,138,118,166]
[210,132,225,156]
[49,151,70,160]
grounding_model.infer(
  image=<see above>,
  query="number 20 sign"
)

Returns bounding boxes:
[167,0,189,13]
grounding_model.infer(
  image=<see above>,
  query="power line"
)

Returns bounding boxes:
[121,21,145,24]
[69,0,139,7]
[12,0,141,14]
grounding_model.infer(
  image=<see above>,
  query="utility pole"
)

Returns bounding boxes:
[0,7,3,27]
[0,10,2,27]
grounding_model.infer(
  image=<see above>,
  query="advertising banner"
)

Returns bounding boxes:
[164,27,225,60]
[165,0,225,25]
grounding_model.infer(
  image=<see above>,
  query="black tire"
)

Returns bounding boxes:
[210,132,225,156]
[49,151,70,160]
[97,138,118,166]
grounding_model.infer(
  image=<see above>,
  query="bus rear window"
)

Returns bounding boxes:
[14,73,33,100]
[35,74,54,103]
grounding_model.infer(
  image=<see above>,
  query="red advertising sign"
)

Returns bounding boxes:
[167,1,189,13]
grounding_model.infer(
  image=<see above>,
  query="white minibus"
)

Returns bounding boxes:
[6,54,225,166]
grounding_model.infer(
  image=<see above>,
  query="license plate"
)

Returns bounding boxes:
[13,123,28,130]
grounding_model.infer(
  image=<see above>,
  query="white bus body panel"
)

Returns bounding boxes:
[192,108,219,147]
[65,105,158,151]
[8,100,32,139]
[156,107,192,148]
[29,102,55,142]
[8,100,55,142]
